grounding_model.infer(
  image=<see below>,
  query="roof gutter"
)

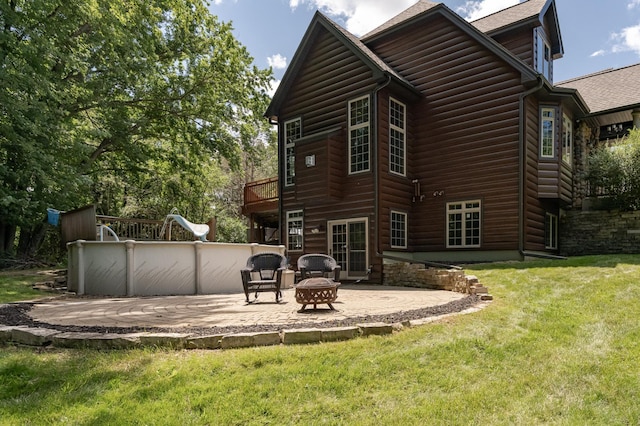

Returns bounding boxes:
[518,76,544,257]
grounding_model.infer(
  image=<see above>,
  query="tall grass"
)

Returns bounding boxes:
[1,255,639,424]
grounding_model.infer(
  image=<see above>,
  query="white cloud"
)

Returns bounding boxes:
[629,0,640,9]
[590,50,606,58]
[289,0,415,36]
[457,0,521,21]
[612,23,640,56]
[267,54,287,70]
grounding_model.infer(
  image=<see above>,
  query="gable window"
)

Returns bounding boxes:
[284,118,301,187]
[390,210,407,249]
[535,28,552,82]
[540,107,555,158]
[447,201,481,248]
[545,212,558,250]
[389,98,406,176]
[562,114,572,167]
[286,210,303,252]
[349,96,370,174]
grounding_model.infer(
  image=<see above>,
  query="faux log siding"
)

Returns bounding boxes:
[377,90,415,252]
[491,29,534,68]
[280,27,377,134]
[279,25,380,269]
[523,98,547,251]
[368,15,522,251]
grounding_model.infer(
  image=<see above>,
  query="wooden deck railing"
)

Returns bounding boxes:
[96,216,193,241]
[244,177,278,205]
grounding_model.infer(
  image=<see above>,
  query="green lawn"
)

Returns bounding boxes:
[1,255,639,425]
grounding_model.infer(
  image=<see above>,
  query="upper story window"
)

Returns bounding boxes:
[535,28,552,82]
[540,107,555,158]
[562,114,573,167]
[390,210,407,249]
[389,98,406,176]
[349,96,370,174]
[447,201,481,248]
[286,210,303,252]
[284,118,301,187]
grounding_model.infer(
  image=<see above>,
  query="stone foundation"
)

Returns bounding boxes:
[560,210,640,256]
[383,262,490,297]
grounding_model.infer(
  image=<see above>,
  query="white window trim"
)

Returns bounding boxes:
[389,97,406,177]
[286,210,304,252]
[535,28,552,82]
[562,114,572,167]
[284,118,301,187]
[545,212,558,250]
[446,200,482,249]
[390,210,407,249]
[540,107,555,159]
[348,95,370,174]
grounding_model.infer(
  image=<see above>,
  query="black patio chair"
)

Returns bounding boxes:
[297,253,341,282]
[240,252,288,303]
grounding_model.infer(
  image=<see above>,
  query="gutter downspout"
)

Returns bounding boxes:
[518,76,544,258]
[373,74,393,272]
[268,117,282,248]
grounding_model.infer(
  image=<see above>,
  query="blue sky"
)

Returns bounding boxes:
[209,0,640,92]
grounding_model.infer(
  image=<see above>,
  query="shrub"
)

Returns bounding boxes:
[587,128,640,210]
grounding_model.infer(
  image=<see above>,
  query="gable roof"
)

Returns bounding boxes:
[557,63,640,116]
[360,2,538,84]
[472,0,563,58]
[265,12,416,120]
[361,0,440,41]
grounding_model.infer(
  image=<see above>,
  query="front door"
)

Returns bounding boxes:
[328,218,368,279]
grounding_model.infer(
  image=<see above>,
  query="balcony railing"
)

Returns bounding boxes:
[244,177,278,205]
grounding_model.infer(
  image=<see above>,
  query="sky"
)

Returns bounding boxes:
[208,0,640,93]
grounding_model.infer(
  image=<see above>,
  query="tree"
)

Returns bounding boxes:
[0,0,273,258]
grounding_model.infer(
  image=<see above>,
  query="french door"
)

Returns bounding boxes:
[328,218,368,279]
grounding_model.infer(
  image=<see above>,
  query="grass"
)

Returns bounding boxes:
[1,255,640,424]
[0,269,51,304]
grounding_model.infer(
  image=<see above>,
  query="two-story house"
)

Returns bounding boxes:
[252,0,640,282]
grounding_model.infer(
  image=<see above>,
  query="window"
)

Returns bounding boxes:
[286,210,303,251]
[447,201,481,248]
[389,98,406,176]
[545,212,558,250]
[562,114,572,166]
[390,210,407,249]
[284,118,301,186]
[540,107,555,158]
[349,96,370,174]
[535,28,552,82]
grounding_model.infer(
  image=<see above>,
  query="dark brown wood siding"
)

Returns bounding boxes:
[368,14,523,252]
[277,25,380,279]
[491,28,534,68]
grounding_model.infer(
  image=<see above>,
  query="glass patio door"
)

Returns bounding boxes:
[328,218,368,279]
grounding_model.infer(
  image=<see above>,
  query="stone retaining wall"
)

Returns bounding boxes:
[560,210,640,256]
[383,262,490,297]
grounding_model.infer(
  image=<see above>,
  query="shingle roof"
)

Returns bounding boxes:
[556,63,640,114]
[471,0,549,33]
[361,0,440,41]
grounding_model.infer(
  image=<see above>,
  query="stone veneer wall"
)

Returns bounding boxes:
[383,262,490,297]
[560,210,640,256]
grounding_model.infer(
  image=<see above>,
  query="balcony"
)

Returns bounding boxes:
[242,177,279,244]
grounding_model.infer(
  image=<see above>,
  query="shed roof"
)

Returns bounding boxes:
[557,63,640,115]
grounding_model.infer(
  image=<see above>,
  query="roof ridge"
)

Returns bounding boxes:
[470,0,532,24]
[361,0,441,41]
[557,62,640,85]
